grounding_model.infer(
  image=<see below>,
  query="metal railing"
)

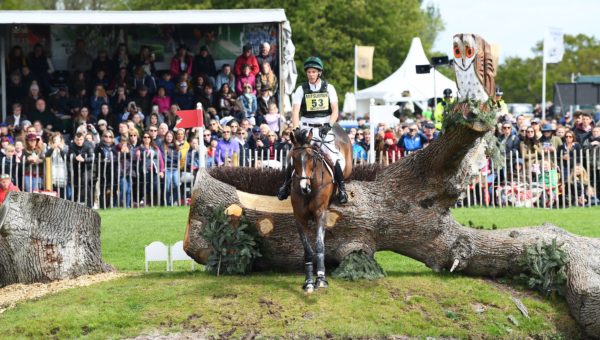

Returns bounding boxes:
[4,146,598,209]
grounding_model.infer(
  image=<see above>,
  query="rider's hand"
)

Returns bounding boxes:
[319,123,332,139]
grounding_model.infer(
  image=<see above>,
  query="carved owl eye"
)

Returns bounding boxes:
[465,46,474,58]
[453,46,462,58]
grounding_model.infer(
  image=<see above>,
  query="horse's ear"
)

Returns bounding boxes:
[307,129,313,142]
[290,129,298,145]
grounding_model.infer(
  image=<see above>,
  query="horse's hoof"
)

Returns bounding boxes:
[304,283,315,294]
[316,277,329,289]
[303,280,315,294]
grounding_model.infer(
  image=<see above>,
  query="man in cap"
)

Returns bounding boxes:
[172,81,195,110]
[492,86,509,115]
[422,121,439,142]
[277,56,349,204]
[234,44,259,77]
[433,88,454,130]
[539,123,562,157]
[257,85,276,116]
[0,173,19,204]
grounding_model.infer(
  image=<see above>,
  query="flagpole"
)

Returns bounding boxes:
[196,102,207,168]
[354,45,358,95]
[542,31,547,122]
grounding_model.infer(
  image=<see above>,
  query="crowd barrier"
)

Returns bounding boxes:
[3,146,598,209]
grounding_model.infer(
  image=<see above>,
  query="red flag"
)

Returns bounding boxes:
[175,109,204,129]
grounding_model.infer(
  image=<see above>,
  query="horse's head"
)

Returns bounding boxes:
[290,129,316,196]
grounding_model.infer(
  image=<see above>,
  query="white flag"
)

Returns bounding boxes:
[544,27,564,63]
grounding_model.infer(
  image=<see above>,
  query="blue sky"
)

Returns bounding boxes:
[429,0,599,62]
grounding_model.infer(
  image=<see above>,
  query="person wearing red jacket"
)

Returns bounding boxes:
[170,45,193,79]
[0,173,19,204]
[234,44,259,77]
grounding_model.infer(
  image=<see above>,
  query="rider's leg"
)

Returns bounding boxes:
[334,161,348,204]
[277,160,294,200]
[315,215,328,288]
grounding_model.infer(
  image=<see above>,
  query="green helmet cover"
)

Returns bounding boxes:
[303,56,324,71]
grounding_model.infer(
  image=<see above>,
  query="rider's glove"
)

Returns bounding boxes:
[319,123,332,139]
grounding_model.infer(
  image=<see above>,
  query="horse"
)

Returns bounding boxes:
[288,124,352,293]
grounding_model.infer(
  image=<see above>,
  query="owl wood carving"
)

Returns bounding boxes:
[453,34,496,102]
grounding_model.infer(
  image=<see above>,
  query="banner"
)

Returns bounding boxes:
[175,109,204,129]
[544,27,564,64]
[356,45,375,80]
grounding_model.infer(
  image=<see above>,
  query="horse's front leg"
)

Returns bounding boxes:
[296,219,315,293]
[315,211,329,289]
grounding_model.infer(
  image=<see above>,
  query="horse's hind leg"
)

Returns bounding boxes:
[315,213,329,289]
[296,220,315,293]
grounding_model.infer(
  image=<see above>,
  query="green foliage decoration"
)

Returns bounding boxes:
[332,250,385,281]
[201,205,262,276]
[516,238,569,297]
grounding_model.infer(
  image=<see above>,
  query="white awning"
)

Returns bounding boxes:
[0,9,287,25]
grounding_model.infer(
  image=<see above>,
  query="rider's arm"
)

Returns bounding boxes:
[329,102,339,125]
[327,84,339,125]
[291,86,304,129]
[291,104,301,129]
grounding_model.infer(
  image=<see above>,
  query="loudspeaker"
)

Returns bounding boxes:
[415,64,432,74]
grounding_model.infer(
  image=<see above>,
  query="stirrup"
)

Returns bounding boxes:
[316,276,329,289]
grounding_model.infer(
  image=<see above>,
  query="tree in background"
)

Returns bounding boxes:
[115,0,444,100]
[496,34,600,104]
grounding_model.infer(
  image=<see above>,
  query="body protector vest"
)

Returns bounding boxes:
[300,80,332,118]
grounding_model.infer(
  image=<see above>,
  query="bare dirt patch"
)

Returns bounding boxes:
[0,271,126,313]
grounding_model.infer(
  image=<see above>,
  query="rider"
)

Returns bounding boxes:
[277,56,348,204]
[433,88,454,130]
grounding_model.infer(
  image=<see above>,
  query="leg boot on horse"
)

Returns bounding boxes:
[334,161,348,204]
[315,216,329,289]
[277,164,293,200]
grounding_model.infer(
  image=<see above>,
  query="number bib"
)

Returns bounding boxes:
[304,92,329,112]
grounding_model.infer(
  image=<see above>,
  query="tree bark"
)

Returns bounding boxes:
[0,192,112,287]
[184,121,600,337]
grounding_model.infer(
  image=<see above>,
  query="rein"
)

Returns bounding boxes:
[292,146,334,191]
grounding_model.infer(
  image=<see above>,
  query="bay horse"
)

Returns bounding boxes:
[289,124,352,293]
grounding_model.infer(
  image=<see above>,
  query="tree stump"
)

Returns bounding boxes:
[0,192,112,287]
[184,114,600,337]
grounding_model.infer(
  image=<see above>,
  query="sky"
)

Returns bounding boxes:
[429,0,600,62]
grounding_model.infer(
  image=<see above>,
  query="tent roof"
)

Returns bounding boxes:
[356,37,456,102]
[0,9,287,25]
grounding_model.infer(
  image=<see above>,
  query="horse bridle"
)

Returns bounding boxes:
[291,146,333,190]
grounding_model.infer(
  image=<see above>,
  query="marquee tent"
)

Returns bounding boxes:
[354,37,457,117]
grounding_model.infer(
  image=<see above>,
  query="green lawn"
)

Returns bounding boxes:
[0,207,597,339]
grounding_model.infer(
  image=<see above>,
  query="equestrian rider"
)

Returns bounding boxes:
[277,56,348,204]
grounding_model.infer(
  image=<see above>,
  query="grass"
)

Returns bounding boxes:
[0,207,597,338]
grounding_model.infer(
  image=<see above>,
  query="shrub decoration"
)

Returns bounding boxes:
[332,251,386,281]
[516,238,569,296]
[201,204,261,276]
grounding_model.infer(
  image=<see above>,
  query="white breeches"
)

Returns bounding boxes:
[300,116,345,171]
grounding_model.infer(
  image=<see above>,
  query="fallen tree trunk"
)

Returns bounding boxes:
[0,192,112,287]
[184,117,600,336]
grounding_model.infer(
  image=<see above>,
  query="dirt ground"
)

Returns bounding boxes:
[0,272,126,314]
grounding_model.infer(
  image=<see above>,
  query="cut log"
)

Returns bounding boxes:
[256,217,274,236]
[185,120,600,337]
[0,192,112,287]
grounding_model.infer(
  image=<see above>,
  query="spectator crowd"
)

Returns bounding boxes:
[1,39,599,209]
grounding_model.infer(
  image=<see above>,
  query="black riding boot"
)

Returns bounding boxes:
[277,165,293,200]
[334,162,348,204]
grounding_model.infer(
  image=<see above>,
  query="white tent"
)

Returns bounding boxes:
[355,37,457,117]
